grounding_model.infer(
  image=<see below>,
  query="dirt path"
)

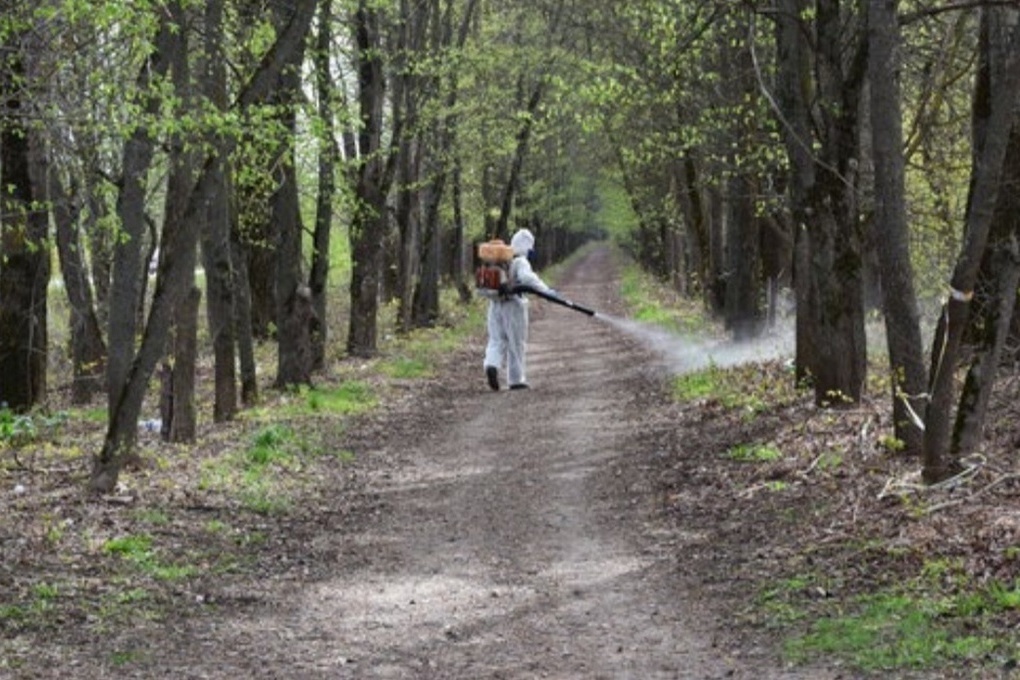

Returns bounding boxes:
[79,247,834,679]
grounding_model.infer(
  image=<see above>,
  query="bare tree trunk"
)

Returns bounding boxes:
[106,20,172,417]
[30,132,107,404]
[867,0,926,456]
[168,287,200,442]
[923,6,1020,483]
[725,173,761,340]
[309,0,338,371]
[232,228,259,406]
[395,135,422,332]
[441,0,479,305]
[200,0,238,422]
[952,61,1020,454]
[273,54,312,389]
[0,31,49,411]
[494,76,545,242]
[774,0,816,387]
[413,178,442,327]
[953,237,1019,455]
[347,0,400,358]
[91,0,318,492]
[773,0,867,404]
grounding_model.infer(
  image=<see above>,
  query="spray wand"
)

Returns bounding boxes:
[512,284,597,317]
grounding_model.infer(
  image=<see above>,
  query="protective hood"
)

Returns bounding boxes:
[510,229,535,256]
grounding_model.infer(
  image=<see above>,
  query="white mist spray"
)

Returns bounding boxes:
[595,313,795,375]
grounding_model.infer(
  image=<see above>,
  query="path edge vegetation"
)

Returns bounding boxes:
[623,261,1020,677]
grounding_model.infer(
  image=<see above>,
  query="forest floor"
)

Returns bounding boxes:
[2,245,1020,679]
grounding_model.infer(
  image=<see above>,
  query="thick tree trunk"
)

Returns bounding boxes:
[867,0,927,456]
[774,0,867,404]
[273,60,311,389]
[201,0,238,422]
[775,0,816,386]
[0,41,49,411]
[395,136,422,332]
[725,172,761,341]
[347,0,399,358]
[952,76,1020,454]
[413,178,442,327]
[168,287,200,443]
[674,154,709,301]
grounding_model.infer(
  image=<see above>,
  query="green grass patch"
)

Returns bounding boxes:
[133,508,170,526]
[102,534,196,581]
[671,361,797,416]
[0,603,27,624]
[379,355,432,379]
[305,381,377,415]
[243,381,377,422]
[778,558,1020,674]
[67,406,107,424]
[618,265,706,334]
[247,424,298,467]
[103,534,154,560]
[199,423,331,514]
[784,592,1000,671]
[727,443,783,463]
[110,649,143,666]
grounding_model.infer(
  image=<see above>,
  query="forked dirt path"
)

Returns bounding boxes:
[135,246,833,679]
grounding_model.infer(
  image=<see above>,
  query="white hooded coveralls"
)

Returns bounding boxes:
[483,229,551,387]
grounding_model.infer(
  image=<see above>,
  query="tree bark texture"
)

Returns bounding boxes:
[201,0,238,422]
[29,128,107,404]
[106,16,173,416]
[725,173,761,341]
[775,0,868,404]
[867,0,927,456]
[923,7,1020,483]
[347,0,399,358]
[91,0,318,492]
[774,0,816,387]
[309,0,338,371]
[951,77,1020,455]
[0,37,49,411]
[272,29,311,389]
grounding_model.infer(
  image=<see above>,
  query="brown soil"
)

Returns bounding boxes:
[3,245,1019,679]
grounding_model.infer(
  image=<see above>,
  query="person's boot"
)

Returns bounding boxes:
[486,366,499,391]
[509,383,529,390]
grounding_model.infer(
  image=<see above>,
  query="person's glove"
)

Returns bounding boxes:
[498,282,513,297]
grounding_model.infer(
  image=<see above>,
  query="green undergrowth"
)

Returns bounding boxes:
[618,261,707,334]
[613,256,1020,675]
[377,290,486,379]
[772,559,1020,673]
[672,362,796,415]
[199,419,354,514]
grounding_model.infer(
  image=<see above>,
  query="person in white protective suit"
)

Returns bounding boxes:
[483,229,552,391]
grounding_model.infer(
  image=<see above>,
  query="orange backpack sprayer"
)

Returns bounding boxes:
[475,239,515,292]
[475,238,597,317]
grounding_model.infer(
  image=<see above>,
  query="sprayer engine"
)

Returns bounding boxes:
[475,239,515,291]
